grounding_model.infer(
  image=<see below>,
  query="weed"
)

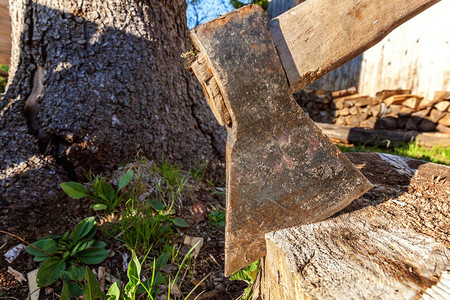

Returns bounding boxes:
[212,187,226,196]
[119,195,187,255]
[230,260,259,300]
[25,217,108,298]
[189,160,207,181]
[208,210,226,227]
[61,170,133,213]
[103,243,206,300]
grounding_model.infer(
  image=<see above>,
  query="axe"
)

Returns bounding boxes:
[187,0,439,276]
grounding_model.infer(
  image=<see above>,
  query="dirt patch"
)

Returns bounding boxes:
[0,160,245,299]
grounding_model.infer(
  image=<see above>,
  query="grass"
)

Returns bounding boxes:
[337,140,450,166]
[73,157,212,299]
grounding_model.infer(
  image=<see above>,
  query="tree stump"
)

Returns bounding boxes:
[257,152,449,299]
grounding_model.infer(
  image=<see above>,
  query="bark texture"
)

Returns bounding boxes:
[0,0,225,233]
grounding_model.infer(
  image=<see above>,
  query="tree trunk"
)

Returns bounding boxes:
[0,0,225,233]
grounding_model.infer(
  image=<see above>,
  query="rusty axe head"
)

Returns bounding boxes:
[188,5,372,276]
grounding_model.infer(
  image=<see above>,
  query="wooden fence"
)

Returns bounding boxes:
[269,0,450,100]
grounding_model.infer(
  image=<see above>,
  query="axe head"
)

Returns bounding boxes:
[189,5,372,276]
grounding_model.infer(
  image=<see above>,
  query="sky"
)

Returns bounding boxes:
[186,0,238,29]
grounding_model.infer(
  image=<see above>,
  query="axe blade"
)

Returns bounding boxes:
[190,5,372,276]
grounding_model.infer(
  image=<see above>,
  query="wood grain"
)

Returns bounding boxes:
[270,0,440,93]
[259,152,450,299]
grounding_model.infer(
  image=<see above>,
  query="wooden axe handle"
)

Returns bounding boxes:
[270,0,440,93]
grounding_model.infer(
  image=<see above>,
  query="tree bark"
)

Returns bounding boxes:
[0,0,225,233]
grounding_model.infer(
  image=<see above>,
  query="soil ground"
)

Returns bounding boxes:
[0,160,246,299]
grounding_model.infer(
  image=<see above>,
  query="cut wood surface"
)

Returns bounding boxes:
[270,0,440,93]
[316,122,450,148]
[258,152,450,299]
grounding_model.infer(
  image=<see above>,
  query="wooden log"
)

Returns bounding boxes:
[411,108,431,118]
[418,119,437,132]
[353,97,379,107]
[388,104,402,115]
[399,106,415,115]
[376,116,398,130]
[259,153,450,300]
[436,124,450,134]
[384,94,423,107]
[345,113,367,127]
[428,109,445,123]
[403,97,422,110]
[370,104,382,117]
[334,115,346,126]
[360,116,376,128]
[270,0,440,93]
[315,122,450,148]
[405,117,421,131]
[336,107,350,116]
[438,114,450,126]
[434,91,450,101]
[435,101,450,112]
[349,106,358,115]
[376,89,412,100]
[331,86,356,98]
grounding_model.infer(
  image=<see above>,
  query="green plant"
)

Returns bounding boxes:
[104,244,206,300]
[61,170,133,213]
[230,260,259,300]
[119,197,188,254]
[189,160,207,181]
[208,210,225,227]
[25,217,108,298]
[0,64,8,94]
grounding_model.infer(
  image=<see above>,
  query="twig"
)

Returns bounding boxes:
[0,230,53,257]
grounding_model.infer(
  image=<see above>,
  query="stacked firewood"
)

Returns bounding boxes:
[294,88,450,133]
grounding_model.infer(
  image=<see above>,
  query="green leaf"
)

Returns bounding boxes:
[155,252,170,270]
[84,267,105,300]
[77,248,109,264]
[107,282,121,300]
[153,271,166,286]
[36,257,66,287]
[34,256,50,262]
[25,238,57,257]
[68,281,83,298]
[71,217,96,244]
[91,241,107,249]
[118,170,133,191]
[136,272,165,294]
[171,217,188,228]
[91,204,107,211]
[63,265,85,281]
[61,280,71,300]
[124,250,141,297]
[96,181,115,202]
[148,199,164,211]
[61,280,84,299]
[60,182,88,199]
[229,269,251,284]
